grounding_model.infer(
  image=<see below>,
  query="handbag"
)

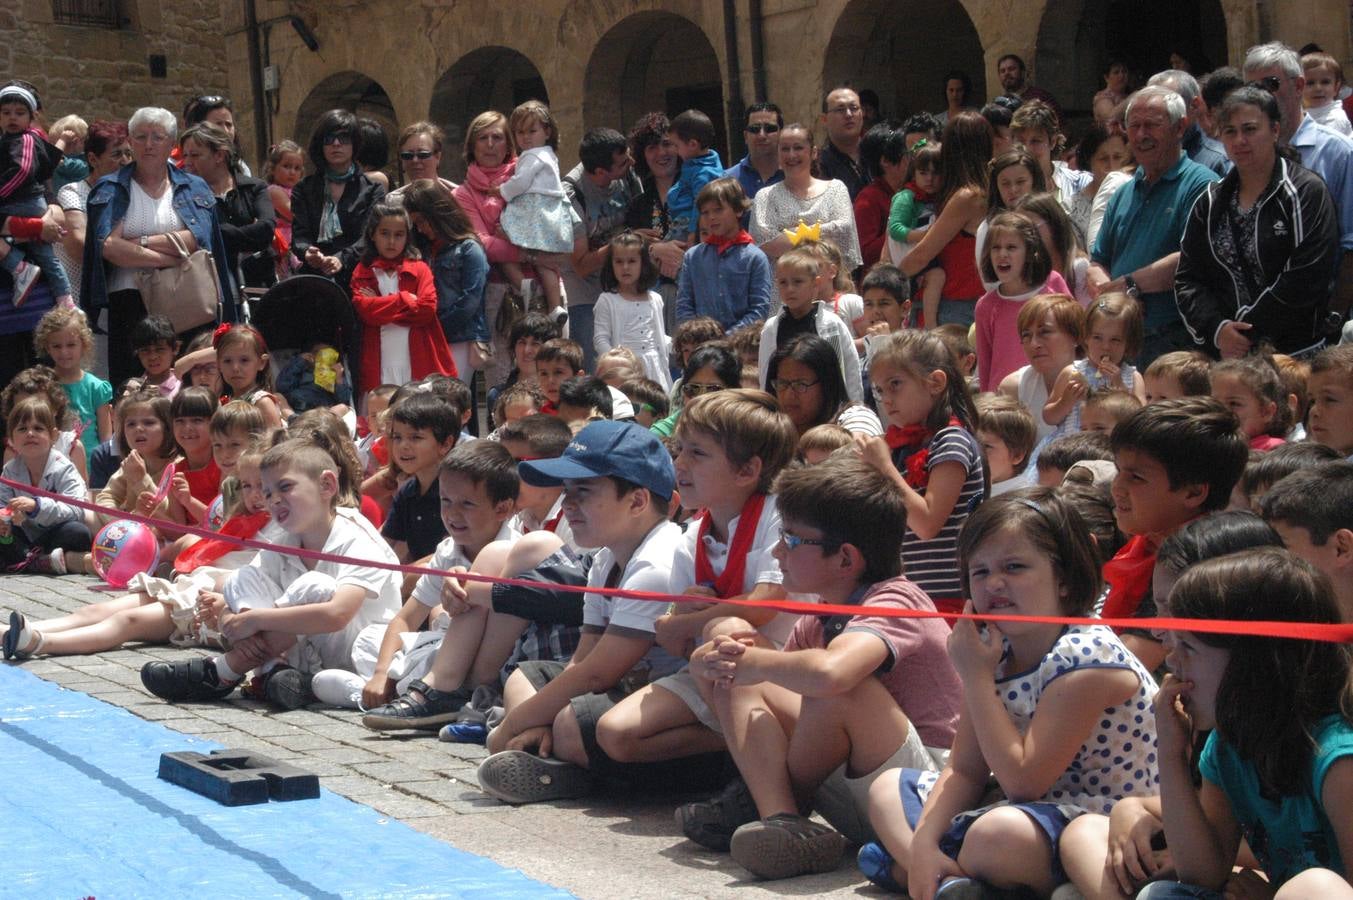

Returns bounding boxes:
[136,231,221,332]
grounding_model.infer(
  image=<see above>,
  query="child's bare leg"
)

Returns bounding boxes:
[32,592,154,633]
[532,257,563,310]
[953,806,1057,895]
[415,541,515,694]
[921,268,946,330]
[595,682,725,763]
[32,603,176,656]
[1060,814,1133,900]
[499,261,526,292]
[465,609,530,687]
[221,630,296,677]
[786,675,912,811]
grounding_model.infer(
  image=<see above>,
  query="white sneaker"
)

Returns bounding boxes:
[11,261,40,307]
[310,668,364,708]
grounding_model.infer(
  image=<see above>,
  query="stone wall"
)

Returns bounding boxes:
[5,0,228,126]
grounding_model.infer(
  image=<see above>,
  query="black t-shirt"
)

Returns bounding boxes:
[381,476,446,561]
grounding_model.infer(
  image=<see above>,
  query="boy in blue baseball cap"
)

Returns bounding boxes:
[476,420,689,804]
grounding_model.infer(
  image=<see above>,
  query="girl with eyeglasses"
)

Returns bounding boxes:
[291,108,387,289]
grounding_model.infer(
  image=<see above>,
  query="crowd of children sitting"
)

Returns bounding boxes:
[1,166,1352,899]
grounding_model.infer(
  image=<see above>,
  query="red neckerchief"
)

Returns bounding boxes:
[832,291,842,315]
[1101,534,1159,623]
[886,417,960,490]
[703,229,754,255]
[904,181,933,203]
[541,400,559,416]
[694,493,767,599]
[369,256,403,270]
[173,509,270,573]
[544,509,565,533]
[371,434,389,467]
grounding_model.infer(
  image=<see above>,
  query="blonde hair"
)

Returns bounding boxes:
[508,100,558,151]
[676,389,798,493]
[797,423,853,460]
[463,110,513,166]
[210,400,266,437]
[50,114,88,141]
[260,440,343,509]
[280,409,363,508]
[33,307,94,361]
[801,239,855,293]
[595,346,641,384]
[776,245,821,277]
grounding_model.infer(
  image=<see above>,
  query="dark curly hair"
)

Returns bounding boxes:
[628,112,672,181]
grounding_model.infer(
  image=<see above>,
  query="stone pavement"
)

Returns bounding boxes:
[2,574,872,899]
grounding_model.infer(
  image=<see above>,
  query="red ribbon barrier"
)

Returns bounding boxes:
[7,476,1353,643]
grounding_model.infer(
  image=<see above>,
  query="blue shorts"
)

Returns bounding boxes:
[897,768,1077,884]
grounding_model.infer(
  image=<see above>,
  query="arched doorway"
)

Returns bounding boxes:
[293,70,398,175]
[1036,0,1228,122]
[429,47,549,182]
[583,12,728,162]
[822,0,986,124]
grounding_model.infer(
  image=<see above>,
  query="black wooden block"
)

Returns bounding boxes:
[158,749,320,806]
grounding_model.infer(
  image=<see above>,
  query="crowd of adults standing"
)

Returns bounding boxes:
[6,37,1353,396]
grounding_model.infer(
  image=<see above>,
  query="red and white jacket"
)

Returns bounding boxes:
[350,257,457,392]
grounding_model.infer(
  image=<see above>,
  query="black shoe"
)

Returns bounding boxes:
[140,657,237,702]
[675,776,758,851]
[262,666,314,710]
[729,813,847,880]
[361,679,472,731]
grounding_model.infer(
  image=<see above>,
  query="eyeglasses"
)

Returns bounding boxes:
[1248,75,1283,94]
[323,132,353,146]
[399,149,435,161]
[777,527,839,551]
[682,382,724,398]
[828,105,862,116]
[745,123,780,135]
[770,377,820,395]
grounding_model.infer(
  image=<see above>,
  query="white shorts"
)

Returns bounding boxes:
[225,568,361,673]
[348,620,445,694]
[650,667,721,733]
[812,725,948,845]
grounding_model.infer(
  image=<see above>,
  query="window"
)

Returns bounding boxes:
[51,0,121,28]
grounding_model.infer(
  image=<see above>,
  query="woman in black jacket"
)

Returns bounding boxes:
[179,122,276,295]
[290,109,385,290]
[1175,86,1340,358]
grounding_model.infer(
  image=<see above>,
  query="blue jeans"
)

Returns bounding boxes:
[1135,881,1223,900]
[936,298,976,328]
[0,196,72,296]
[568,302,597,372]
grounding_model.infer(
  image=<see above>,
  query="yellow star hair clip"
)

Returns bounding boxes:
[782,220,821,246]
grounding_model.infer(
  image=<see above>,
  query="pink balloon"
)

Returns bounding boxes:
[92,519,160,589]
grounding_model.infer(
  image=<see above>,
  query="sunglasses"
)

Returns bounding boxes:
[777,527,839,551]
[745,123,780,135]
[399,149,435,161]
[1249,75,1283,94]
[681,382,724,398]
[194,95,227,107]
[323,132,353,146]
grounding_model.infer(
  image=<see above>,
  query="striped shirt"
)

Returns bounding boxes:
[897,425,985,602]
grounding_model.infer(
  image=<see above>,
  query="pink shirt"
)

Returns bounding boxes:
[784,576,961,749]
[975,270,1071,393]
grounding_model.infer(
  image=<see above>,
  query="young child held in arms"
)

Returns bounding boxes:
[857,329,986,605]
[676,178,772,330]
[861,490,1160,899]
[1140,549,1353,900]
[975,211,1071,392]
[593,231,671,389]
[497,101,573,315]
[1047,294,1147,422]
[683,454,961,880]
[0,84,73,308]
[757,246,862,403]
[593,390,797,782]
[665,110,725,242]
[1102,398,1249,670]
[886,139,944,327]
[475,421,684,803]
[1302,51,1353,136]
[141,440,402,709]
[350,200,456,391]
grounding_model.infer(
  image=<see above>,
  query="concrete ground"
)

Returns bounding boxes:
[2,574,875,899]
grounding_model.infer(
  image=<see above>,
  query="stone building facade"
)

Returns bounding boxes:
[8,0,228,125]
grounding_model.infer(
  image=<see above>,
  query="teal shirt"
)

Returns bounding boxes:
[1199,714,1353,886]
[1091,152,1218,327]
[61,370,113,452]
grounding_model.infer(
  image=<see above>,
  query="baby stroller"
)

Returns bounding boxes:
[250,274,359,412]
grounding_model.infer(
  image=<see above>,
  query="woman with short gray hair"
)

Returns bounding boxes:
[82,106,232,385]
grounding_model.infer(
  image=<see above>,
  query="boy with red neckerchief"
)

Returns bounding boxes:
[1102,397,1248,670]
[594,389,798,770]
[675,179,772,330]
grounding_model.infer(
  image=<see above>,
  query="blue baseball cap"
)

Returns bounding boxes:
[518,420,675,500]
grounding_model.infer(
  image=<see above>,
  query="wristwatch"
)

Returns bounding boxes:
[1122,274,1140,298]
[139,235,150,249]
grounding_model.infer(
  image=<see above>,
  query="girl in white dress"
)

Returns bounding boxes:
[593,231,671,389]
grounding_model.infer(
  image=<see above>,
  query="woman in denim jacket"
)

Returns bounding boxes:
[81,107,231,386]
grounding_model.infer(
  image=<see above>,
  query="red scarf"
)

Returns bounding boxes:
[1101,534,1159,623]
[704,229,755,255]
[694,493,767,599]
[541,400,559,417]
[173,509,270,573]
[544,509,565,533]
[886,417,959,490]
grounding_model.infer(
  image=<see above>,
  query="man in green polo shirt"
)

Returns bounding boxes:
[1090,85,1220,366]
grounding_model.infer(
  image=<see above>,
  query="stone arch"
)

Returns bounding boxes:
[582,11,729,162]
[1035,0,1230,121]
[293,70,398,166]
[822,0,987,123]
[429,47,550,182]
